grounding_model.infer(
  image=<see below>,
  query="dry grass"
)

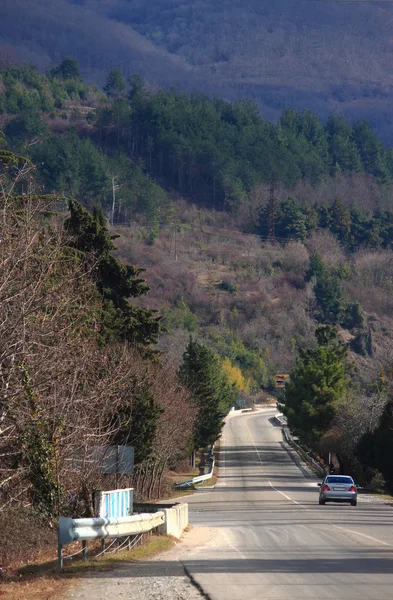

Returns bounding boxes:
[0,535,175,600]
[0,576,68,600]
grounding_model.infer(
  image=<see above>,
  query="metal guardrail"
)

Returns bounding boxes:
[174,408,253,489]
[274,414,326,476]
[283,426,326,476]
[174,457,215,488]
[274,414,287,427]
[58,512,164,569]
[174,442,216,489]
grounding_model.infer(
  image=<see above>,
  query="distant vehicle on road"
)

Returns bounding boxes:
[317,475,357,506]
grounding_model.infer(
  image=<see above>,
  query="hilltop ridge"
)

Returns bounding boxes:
[2,0,393,139]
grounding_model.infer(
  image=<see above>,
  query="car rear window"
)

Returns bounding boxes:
[326,476,353,484]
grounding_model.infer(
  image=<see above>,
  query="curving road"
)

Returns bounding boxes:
[181,408,393,600]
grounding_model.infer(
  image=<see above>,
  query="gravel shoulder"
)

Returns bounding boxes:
[61,527,214,600]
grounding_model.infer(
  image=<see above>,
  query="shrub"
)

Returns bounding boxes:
[370,470,386,493]
[0,507,56,572]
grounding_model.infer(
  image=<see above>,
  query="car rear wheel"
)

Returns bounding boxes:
[319,498,325,505]
[351,499,357,506]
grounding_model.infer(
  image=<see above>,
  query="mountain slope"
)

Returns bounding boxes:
[2,0,393,138]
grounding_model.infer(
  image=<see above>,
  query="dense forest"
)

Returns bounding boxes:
[1,59,393,568]
[3,0,393,140]
[2,61,393,226]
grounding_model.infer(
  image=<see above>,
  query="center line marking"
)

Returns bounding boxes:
[244,414,392,549]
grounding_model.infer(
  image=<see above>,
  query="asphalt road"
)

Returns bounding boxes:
[181,408,393,600]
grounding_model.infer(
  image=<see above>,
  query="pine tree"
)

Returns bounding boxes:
[283,325,348,448]
[0,130,28,166]
[49,57,81,81]
[179,338,234,448]
[328,198,352,244]
[104,67,127,98]
[314,270,343,324]
[111,375,163,465]
[65,199,161,352]
[305,252,325,282]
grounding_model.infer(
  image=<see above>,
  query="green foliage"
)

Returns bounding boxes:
[305,252,325,282]
[104,67,126,97]
[341,302,366,331]
[111,375,163,465]
[307,253,366,331]
[356,401,393,489]
[349,331,369,356]
[179,337,234,448]
[65,199,162,352]
[0,130,28,166]
[314,270,343,324]
[259,196,315,242]
[283,325,348,449]
[5,111,48,144]
[20,366,61,516]
[328,198,352,244]
[30,131,109,200]
[208,329,269,389]
[326,115,363,176]
[49,57,82,81]
[162,302,198,332]
[4,64,393,240]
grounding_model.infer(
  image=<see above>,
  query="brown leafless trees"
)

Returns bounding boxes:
[0,164,196,534]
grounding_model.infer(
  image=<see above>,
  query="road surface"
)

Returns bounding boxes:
[181,408,393,600]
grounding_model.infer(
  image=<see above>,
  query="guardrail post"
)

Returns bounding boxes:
[82,540,87,562]
[58,510,166,570]
[58,543,63,570]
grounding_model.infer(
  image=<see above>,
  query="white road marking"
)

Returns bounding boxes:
[245,418,300,505]
[244,414,392,548]
[333,524,392,547]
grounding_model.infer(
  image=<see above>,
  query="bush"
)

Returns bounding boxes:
[218,279,238,293]
[370,470,386,493]
[0,507,56,572]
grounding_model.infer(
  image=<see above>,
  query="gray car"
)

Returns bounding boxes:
[318,475,357,506]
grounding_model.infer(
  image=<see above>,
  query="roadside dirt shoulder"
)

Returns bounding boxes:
[61,527,215,600]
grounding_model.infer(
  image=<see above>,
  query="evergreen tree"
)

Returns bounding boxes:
[0,130,27,166]
[65,199,161,352]
[328,198,352,244]
[275,197,310,241]
[49,57,81,81]
[341,302,365,331]
[314,270,343,324]
[305,252,325,282]
[372,210,393,249]
[352,120,389,182]
[179,338,234,448]
[104,67,127,97]
[356,401,393,489]
[111,375,163,465]
[283,325,348,448]
[349,207,372,249]
[326,115,363,175]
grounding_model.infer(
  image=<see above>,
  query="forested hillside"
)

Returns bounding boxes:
[1,60,393,571]
[2,62,393,223]
[2,0,393,139]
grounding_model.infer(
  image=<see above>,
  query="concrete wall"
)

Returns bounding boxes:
[133,502,189,540]
[160,503,188,539]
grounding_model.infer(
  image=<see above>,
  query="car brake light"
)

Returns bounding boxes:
[349,486,356,492]
[323,485,330,491]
